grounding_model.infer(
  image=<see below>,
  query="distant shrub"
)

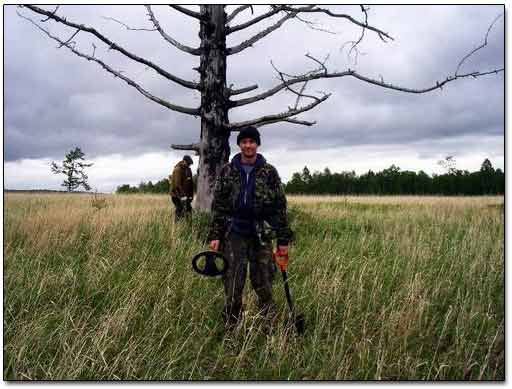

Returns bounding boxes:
[90,191,108,210]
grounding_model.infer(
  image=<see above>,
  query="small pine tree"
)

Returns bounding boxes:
[51,147,93,192]
[480,158,495,173]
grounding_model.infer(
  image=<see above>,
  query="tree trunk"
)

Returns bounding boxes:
[195,5,230,212]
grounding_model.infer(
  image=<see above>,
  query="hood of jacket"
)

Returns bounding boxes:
[230,152,266,170]
[229,152,266,235]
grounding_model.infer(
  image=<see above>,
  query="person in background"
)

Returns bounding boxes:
[169,155,194,221]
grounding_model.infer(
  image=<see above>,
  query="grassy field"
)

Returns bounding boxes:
[3,193,504,380]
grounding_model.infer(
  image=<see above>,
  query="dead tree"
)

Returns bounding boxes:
[18,5,503,211]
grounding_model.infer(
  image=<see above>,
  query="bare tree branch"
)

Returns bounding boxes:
[58,28,80,48]
[228,94,330,129]
[283,118,316,126]
[17,12,200,116]
[305,53,329,73]
[291,8,339,35]
[171,143,200,152]
[231,71,323,107]
[146,6,201,56]
[231,46,503,109]
[270,59,327,110]
[280,5,394,42]
[455,13,503,76]
[39,5,59,22]
[346,68,505,93]
[339,5,370,65]
[294,14,338,35]
[228,84,259,96]
[21,5,200,91]
[169,5,203,21]
[227,6,315,55]
[231,55,327,107]
[353,5,369,49]
[340,40,365,66]
[226,5,253,24]
[252,117,317,128]
[293,82,310,110]
[102,16,156,31]
[227,6,285,34]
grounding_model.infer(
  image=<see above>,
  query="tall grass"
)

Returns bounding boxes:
[4,193,504,380]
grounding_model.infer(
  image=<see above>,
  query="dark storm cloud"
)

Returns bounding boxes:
[5,4,504,164]
[5,5,201,161]
[225,4,503,152]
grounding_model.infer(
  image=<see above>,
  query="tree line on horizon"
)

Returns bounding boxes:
[116,158,503,196]
[116,175,199,195]
[116,178,173,195]
[285,158,504,195]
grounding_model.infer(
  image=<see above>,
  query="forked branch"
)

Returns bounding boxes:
[227,6,285,34]
[21,5,200,90]
[169,5,203,21]
[279,5,393,42]
[232,48,504,110]
[146,6,201,55]
[18,12,200,116]
[226,5,253,24]
[228,93,330,129]
[227,6,315,55]
[455,13,503,76]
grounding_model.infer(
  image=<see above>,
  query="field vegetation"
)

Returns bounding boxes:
[4,193,504,380]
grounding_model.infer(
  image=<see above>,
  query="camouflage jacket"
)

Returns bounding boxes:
[207,153,292,246]
[169,160,193,198]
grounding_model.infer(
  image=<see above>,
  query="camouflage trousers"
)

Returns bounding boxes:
[222,231,276,327]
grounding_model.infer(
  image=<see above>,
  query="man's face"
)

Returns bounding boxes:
[239,138,258,158]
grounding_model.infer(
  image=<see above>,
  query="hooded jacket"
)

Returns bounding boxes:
[169,160,193,198]
[207,153,292,246]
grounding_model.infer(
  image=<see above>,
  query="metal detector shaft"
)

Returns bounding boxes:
[280,269,306,335]
[281,270,295,312]
[273,250,305,334]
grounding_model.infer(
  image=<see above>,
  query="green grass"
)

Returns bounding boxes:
[3,193,504,380]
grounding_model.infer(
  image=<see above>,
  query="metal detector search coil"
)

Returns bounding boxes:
[191,250,229,277]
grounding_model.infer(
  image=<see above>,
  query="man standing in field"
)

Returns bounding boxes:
[169,155,194,221]
[207,126,292,330]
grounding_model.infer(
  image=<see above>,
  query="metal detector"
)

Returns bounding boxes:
[192,250,229,277]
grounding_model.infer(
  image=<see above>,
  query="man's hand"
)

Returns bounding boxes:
[209,240,220,252]
[273,245,289,271]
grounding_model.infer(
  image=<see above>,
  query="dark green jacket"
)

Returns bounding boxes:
[207,153,292,246]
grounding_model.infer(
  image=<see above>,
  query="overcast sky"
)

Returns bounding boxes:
[4,4,505,192]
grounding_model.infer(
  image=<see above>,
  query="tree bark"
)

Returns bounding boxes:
[195,5,230,212]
